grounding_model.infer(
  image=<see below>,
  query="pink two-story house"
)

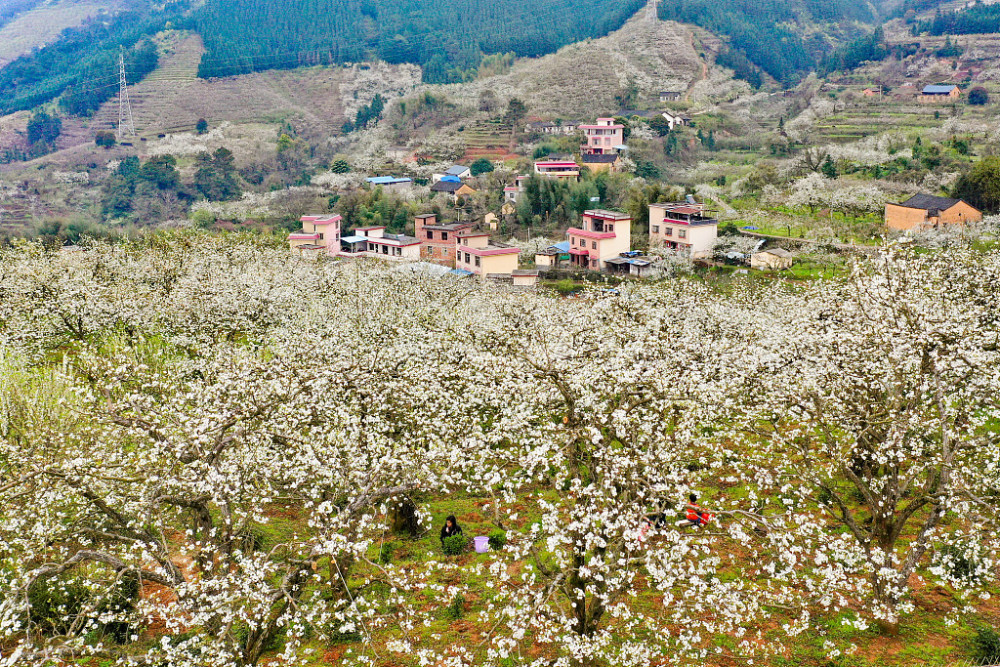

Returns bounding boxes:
[289,215,342,256]
[567,210,632,271]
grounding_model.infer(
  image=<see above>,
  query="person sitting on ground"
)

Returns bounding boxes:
[677,493,712,528]
[440,514,463,544]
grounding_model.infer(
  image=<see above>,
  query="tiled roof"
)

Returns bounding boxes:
[582,153,620,163]
[922,85,958,94]
[900,194,962,211]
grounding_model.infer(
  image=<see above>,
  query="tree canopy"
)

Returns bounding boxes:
[659,0,877,87]
[193,0,645,83]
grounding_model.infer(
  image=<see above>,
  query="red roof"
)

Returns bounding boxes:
[664,206,699,215]
[569,248,589,256]
[569,228,616,240]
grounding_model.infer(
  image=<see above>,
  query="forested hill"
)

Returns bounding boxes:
[193,0,646,83]
[658,0,883,87]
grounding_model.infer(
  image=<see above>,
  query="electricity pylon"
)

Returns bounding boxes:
[118,46,136,139]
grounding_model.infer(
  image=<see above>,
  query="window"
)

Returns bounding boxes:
[427,231,434,240]
[678,229,687,239]
[465,253,471,263]
[591,259,598,268]
[652,225,659,234]
[319,233,324,240]
[592,241,597,249]
[442,232,448,240]
[395,247,401,256]
[475,256,481,267]
[664,228,673,237]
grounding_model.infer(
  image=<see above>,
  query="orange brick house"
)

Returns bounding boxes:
[884,194,982,232]
[413,213,475,266]
[920,84,961,102]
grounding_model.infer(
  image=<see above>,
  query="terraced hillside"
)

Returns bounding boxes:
[55,31,421,150]
[459,120,516,162]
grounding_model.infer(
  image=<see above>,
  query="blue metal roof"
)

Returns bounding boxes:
[923,85,957,94]
[367,176,411,185]
[445,165,469,175]
[449,268,475,276]
[551,241,570,252]
[439,175,461,183]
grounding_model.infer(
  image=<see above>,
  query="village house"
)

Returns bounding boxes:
[504,185,519,203]
[659,91,683,103]
[430,179,477,202]
[534,160,580,180]
[660,111,692,130]
[454,231,521,279]
[920,84,961,102]
[511,269,541,287]
[648,202,718,257]
[365,176,413,191]
[580,117,625,156]
[339,225,422,261]
[534,241,571,268]
[884,194,982,231]
[581,153,622,174]
[525,120,580,135]
[567,210,632,271]
[604,252,661,279]
[414,213,475,266]
[432,165,472,183]
[288,214,342,256]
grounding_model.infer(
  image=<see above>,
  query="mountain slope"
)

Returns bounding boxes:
[658,0,883,86]
[49,30,420,151]
[0,0,120,68]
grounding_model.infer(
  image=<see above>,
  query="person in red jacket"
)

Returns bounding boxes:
[684,493,711,528]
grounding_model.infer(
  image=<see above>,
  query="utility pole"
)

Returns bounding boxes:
[118,46,136,140]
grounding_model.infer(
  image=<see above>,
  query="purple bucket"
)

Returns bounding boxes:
[474,536,489,553]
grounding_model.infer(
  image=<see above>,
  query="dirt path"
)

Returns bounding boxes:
[684,30,708,102]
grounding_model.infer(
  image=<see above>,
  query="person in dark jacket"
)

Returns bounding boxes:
[440,514,463,544]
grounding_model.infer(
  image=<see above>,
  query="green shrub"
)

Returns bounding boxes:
[972,622,1000,661]
[379,540,396,564]
[328,628,362,643]
[553,279,577,295]
[442,534,467,555]
[488,529,507,551]
[28,578,91,636]
[96,571,142,643]
[446,593,466,620]
[938,542,985,583]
